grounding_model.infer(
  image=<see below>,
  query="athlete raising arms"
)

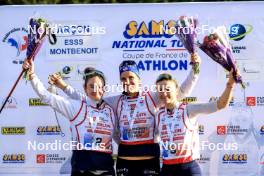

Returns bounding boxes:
[50,53,200,176]
[155,69,237,176]
[23,60,116,176]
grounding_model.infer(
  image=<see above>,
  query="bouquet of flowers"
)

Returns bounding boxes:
[24,18,48,80]
[26,18,47,57]
[198,27,245,88]
[176,16,199,74]
[0,18,50,114]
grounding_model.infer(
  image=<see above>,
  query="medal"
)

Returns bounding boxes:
[83,107,101,148]
[162,148,169,158]
[122,92,146,130]
[163,106,181,153]
[84,133,94,148]
[122,127,129,140]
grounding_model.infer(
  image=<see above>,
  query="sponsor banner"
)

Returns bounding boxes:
[37,126,61,135]
[1,127,25,135]
[46,21,103,60]
[29,98,48,106]
[0,2,264,175]
[2,154,25,164]
[36,154,66,164]
[217,125,248,135]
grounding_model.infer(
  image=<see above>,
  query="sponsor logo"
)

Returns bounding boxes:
[229,24,253,54]
[237,59,264,81]
[217,125,248,135]
[1,96,17,109]
[113,20,185,49]
[37,126,61,135]
[2,154,25,163]
[209,97,219,102]
[52,65,74,81]
[181,97,197,103]
[2,27,28,64]
[29,98,48,106]
[50,24,105,36]
[199,125,204,135]
[229,24,253,41]
[197,154,210,164]
[245,97,264,106]
[60,65,73,79]
[36,154,45,164]
[260,125,264,135]
[36,154,66,164]
[1,127,25,135]
[222,153,247,164]
[209,96,234,106]
[137,59,188,71]
[246,97,256,106]
[113,20,191,71]
[46,21,101,60]
[256,97,264,106]
[217,126,226,135]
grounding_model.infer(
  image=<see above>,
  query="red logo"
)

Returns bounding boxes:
[36,154,45,164]
[246,97,256,106]
[217,126,226,135]
[130,104,136,110]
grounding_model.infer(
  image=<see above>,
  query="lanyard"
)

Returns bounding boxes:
[122,92,145,130]
[88,108,101,136]
[164,106,180,144]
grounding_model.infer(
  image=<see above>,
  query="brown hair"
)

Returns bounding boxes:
[83,67,106,87]
[155,73,179,88]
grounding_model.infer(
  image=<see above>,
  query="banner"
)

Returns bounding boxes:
[0,2,264,175]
